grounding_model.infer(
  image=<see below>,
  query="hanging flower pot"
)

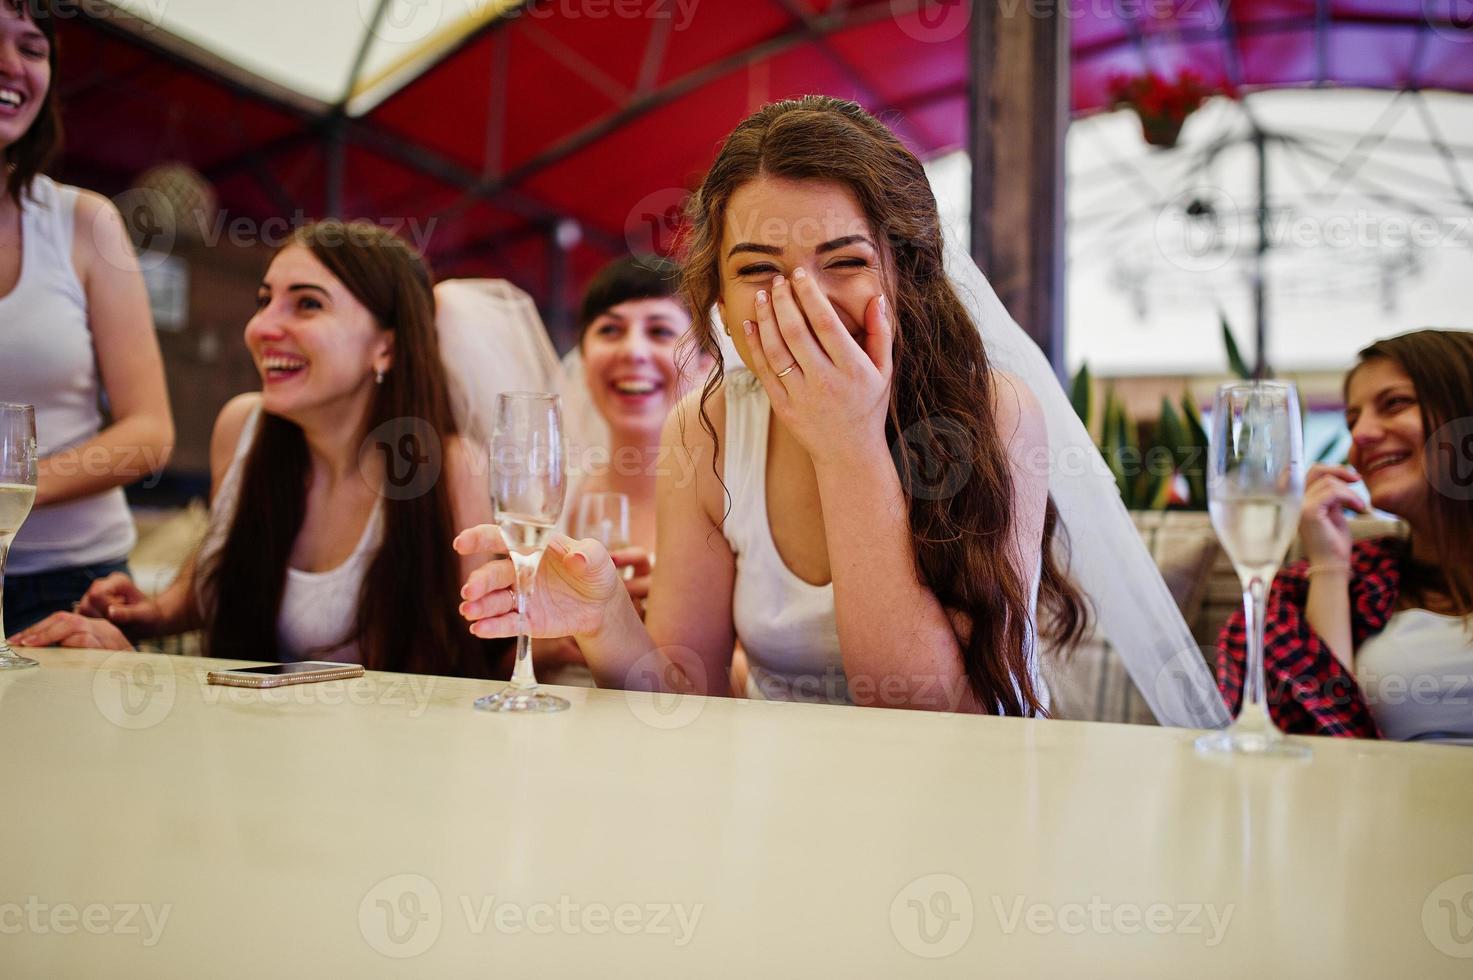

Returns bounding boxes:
[1108,70,1234,150]
[1140,114,1186,149]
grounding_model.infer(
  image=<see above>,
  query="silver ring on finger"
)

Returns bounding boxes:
[776,363,798,379]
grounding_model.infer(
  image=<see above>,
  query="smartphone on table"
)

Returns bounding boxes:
[205,662,365,688]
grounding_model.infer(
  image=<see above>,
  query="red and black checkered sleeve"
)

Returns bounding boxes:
[1214,560,1381,739]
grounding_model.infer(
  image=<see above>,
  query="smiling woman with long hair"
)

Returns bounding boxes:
[1216,328,1473,743]
[14,221,504,678]
[0,0,174,634]
[456,96,1086,713]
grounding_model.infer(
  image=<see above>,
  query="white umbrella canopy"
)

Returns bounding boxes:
[1065,88,1473,377]
[108,0,517,112]
[928,88,1473,378]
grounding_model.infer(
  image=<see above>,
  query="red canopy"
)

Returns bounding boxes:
[55,0,1473,322]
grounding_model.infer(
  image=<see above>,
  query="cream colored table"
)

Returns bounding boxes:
[1,649,1470,979]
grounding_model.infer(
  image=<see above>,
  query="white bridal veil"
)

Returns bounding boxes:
[939,227,1230,729]
[434,279,563,448]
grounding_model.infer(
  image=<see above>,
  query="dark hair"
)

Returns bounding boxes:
[1348,328,1473,621]
[3,0,61,203]
[576,254,685,347]
[680,96,1086,716]
[203,221,501,678]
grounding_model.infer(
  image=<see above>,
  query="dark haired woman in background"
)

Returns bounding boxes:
[1217,329,1473,743]
[14,222,503,679]
[562,255,712,596]
[458,97,1087,713]
[538,255,711,683]
[0,0,174,633]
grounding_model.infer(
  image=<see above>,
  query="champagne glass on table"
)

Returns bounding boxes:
[475,392,569,713]
[1196,381,1309,758]
[575,492,632,579]
[0,404,38,670]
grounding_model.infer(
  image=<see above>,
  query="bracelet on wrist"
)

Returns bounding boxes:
[1306,563,1351,577]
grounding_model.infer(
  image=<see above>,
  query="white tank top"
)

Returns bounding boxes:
[197,406,383,663]
[0,176,136,574]
[721,372,846,703]
[720,371,1047,712]
[1356,609,1473,745]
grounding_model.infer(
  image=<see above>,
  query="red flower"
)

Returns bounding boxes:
[1109,69,1236,147]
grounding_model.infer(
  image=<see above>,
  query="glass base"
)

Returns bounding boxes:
[1195,725,1311,759]
[474,687,569,713]
[0,649,39,670]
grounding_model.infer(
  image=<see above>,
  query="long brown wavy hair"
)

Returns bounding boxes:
[680,96,1086,715]
[1349,328,1473,622]
[3,0,61,203]
[203,221,500,678]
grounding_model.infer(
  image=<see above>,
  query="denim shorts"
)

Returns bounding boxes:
[3,558,132,636]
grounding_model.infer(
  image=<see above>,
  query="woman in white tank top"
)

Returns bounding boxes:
[0,4,173,637]
[458,98,1087,715]
[15,222,507,679]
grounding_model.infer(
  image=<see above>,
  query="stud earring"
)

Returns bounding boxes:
[375,369,385,385]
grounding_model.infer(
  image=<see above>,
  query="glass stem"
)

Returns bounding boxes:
[1241,575,1269,723]
[0,538,10,653]
[507,550,541,692]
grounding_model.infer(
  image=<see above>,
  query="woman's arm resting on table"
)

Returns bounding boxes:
[817,370,1048,712]
[582,394,737,695]
[84,394,261,639]
[10,611,135,650]
[35,191,174,508]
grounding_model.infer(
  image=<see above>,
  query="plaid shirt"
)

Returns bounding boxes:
[1214,536,1406,739]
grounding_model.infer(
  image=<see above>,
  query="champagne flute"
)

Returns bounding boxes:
[0,404,38,670]
[575,492,632,579]
[1196,381,1309,758]
[475,392,569,713]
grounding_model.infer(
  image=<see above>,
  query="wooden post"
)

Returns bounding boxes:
[968,0,1068,373]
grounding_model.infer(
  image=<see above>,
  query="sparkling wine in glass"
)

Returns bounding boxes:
[0,404,39,670]
[475,392,569,713]
[575,492,632,579]
[1197,381,1309,758]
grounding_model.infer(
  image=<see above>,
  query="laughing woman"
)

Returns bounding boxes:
[457,97,1086,713]
[1216,329,1473,743]
[14,222,503,678]
[0,0,173,632]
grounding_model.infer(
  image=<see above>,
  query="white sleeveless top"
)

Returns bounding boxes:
[198,406,383,663]
[1356,609,1473,745]
[0,176,136,574]
[720,370,1047,712]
